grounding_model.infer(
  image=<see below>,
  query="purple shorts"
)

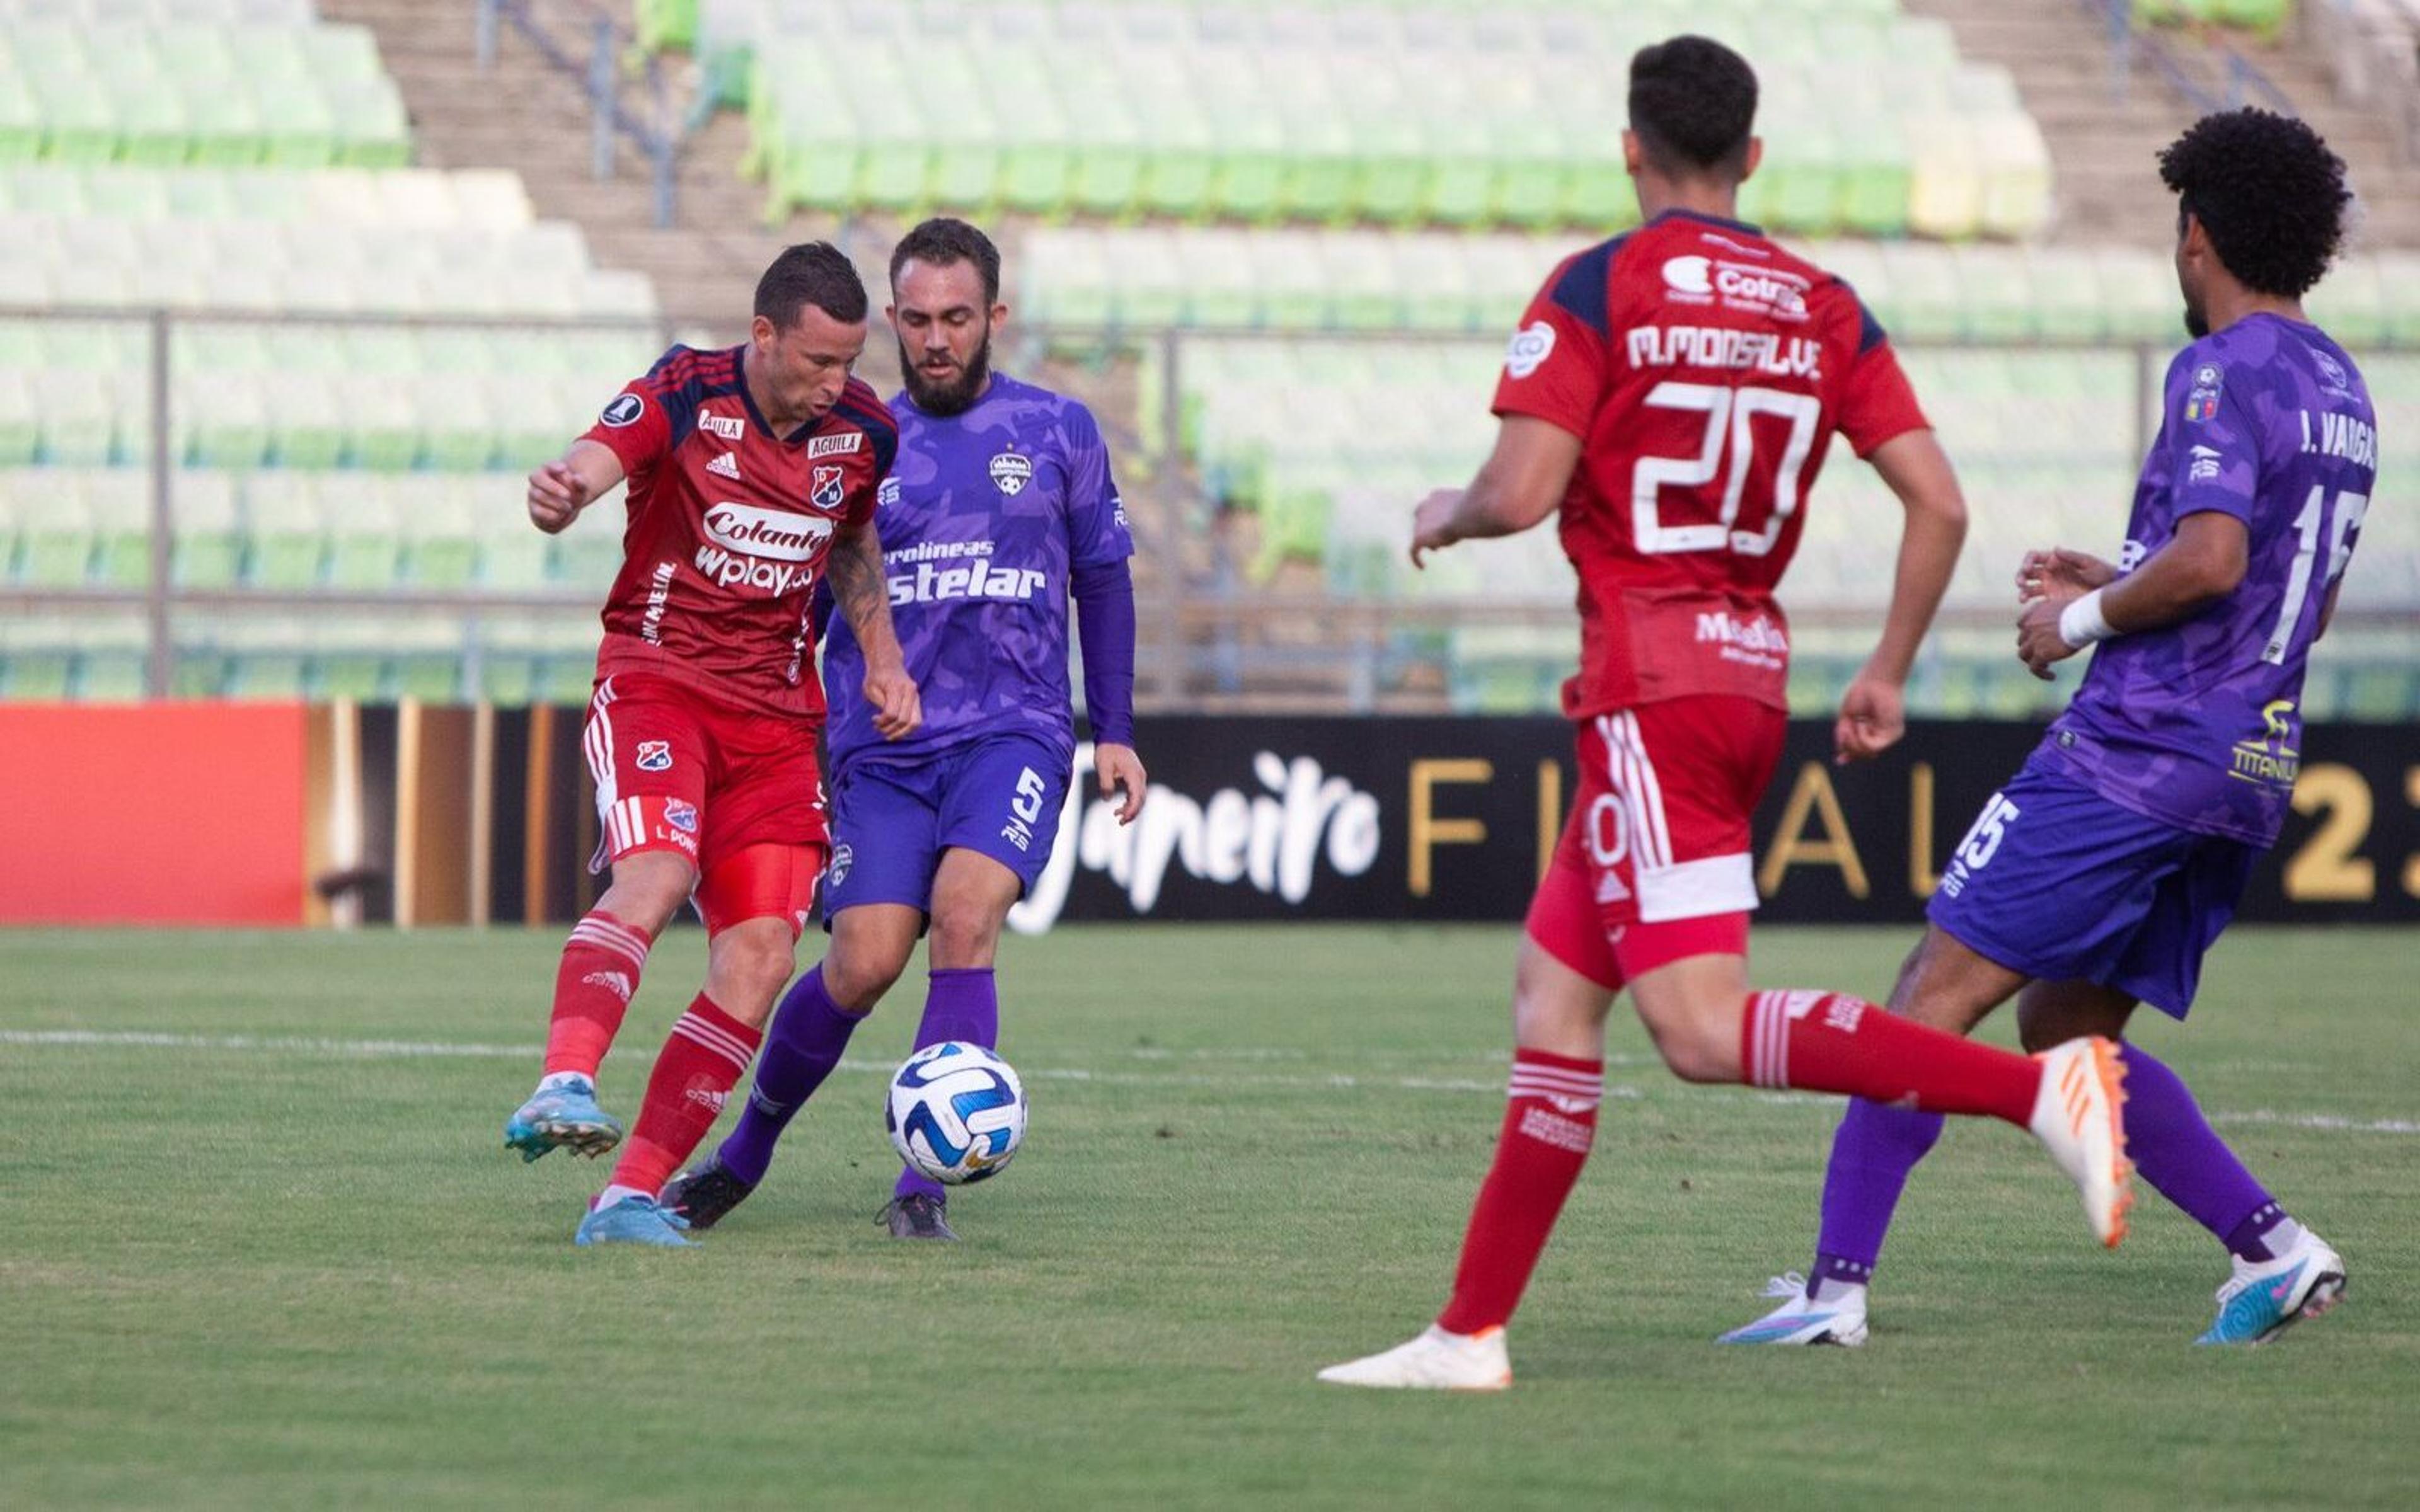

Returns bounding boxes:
[821,735,1070,922]
[1926,760,2261,1019]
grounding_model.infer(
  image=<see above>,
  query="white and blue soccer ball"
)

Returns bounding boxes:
[885,1041,1027,1184]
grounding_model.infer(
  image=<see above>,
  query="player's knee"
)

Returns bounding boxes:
[596,859,691,936]
[823,948,907,1014]
[1631,992,1737,1084]
[708,926,797,1016]
[926,905,1003,968]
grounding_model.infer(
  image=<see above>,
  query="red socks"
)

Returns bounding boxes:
[1437,1048,1602,1336]
[606,994,763,1200]
[543,910,653,1079]
[1742,990,2037,1125]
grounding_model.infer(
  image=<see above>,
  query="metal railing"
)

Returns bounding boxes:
[2089,0,2300,114]
[3,306,2413,713]
[476,0,686,228]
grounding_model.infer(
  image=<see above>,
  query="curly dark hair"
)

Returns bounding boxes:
[2158,108,2350,298]
[889,217,1002,305]
[1628,35,1758,176]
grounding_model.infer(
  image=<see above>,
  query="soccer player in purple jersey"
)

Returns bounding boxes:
[1724,110,2370,1348]
[660,219,1148,1241]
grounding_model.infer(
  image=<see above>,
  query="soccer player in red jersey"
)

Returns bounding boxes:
[1320,37,2131,1389]
[502,243,923,1248]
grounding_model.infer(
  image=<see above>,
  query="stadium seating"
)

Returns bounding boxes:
[718,0,2049,239]
[0,13,409,168]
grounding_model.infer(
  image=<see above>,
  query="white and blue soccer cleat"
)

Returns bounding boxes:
[1715,1273,1870,1348]
[1315,1326,1512,1391]
[573,1195,695,1248]
[2195,1230,2345,1346]
[504,1075,624,1163]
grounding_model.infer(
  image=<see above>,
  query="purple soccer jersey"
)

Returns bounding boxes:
[2041,314,2377,847]
[822,374,1134,773]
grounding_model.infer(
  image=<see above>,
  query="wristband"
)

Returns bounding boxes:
[2057,588,2116,650]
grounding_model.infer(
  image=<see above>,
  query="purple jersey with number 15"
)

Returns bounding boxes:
[2041,313,2377,847]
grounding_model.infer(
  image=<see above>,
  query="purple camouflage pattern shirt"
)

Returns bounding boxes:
[822,374,1134,774]
[2042,312,2378,847]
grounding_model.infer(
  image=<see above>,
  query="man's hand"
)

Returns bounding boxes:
[1409,488,1466,570]
[862,658,921,740]
[1833,672,1906,765]
[2017,546,2116,604]
[2016,596,2083,681]
[527,459,592,534]
[1095,743,1147,825]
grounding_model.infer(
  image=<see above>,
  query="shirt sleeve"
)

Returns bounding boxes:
[1832,299,1929,459]
[1063,403,1136,570]
[2167,362,2260,526]
[1490,251,1613,440]
[580,379,675,478]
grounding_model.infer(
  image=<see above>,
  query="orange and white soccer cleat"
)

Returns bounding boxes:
[1316,1326,1513,1391]
[2029,1036,2133,1249]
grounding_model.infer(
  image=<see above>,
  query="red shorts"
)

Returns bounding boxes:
[1525,696,1786,991]
[582,672,827,934]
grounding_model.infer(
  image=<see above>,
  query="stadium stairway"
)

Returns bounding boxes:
[1909,0,2420,248]
[319,0,791,319]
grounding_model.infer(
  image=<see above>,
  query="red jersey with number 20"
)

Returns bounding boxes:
[580,344,897,718]
[1493,210,1928,718]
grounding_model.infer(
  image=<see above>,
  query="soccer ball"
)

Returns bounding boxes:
[885,1041,1027,1184]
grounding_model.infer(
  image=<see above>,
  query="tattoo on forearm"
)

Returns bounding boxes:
[827,526,892,637]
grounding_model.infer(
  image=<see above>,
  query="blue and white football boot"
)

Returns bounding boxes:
[573,1195,694,1248]
[2195,1229,2346,1345]
[1715,1273,1870,1348]
[504,1075,624,1163]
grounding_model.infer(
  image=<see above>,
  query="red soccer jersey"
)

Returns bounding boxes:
[1492,210,1929,718]
[579,345,897,718]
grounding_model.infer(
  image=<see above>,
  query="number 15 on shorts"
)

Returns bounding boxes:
[1002,767,1047,854]
[1939,792,2020,900]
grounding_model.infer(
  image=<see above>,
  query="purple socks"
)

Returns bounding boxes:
[2116,1043,2284,1261]
[1811,1097,1945,1293]
[894,967,1000,1203]
[1806,1041,2290,1296]
[717,965,866,1186]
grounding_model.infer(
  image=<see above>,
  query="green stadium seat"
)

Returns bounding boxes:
[74,617,149,701]
[399,478,480,588]
[0,617,75,699]
[638,0,700,52]
[172,468,242,588]
[85,468,151,586]
[19,472,95,587]
[241,472,326,589]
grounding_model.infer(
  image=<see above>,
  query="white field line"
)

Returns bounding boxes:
[3,1029,2414,1135]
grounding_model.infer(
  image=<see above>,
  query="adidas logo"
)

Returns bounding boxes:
[706,452,742,481]
[582,970,634,1003]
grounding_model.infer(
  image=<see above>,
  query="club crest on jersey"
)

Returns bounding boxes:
[811,464,846,510]
[2186,362,2223,422]
[989,452,1034,496]
[807,431,862,460]
[1504,321,1555,379]
[699,411,744,442]
[662,798,698,833]
[2313,348,2353,397]
[600,393,645,428]
[635,740,673,772]
[826,842,853,889]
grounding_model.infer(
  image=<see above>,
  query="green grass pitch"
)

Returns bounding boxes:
[1,924,2414,1509]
